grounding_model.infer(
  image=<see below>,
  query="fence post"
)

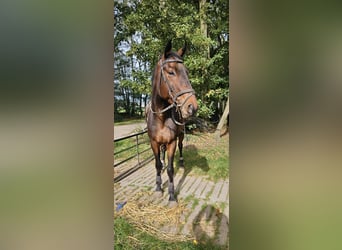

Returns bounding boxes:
[136,134,140,164]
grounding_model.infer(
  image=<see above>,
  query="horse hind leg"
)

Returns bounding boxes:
[151,141,163,194]
[178,132,184,167]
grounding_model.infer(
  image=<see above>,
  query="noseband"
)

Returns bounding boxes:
[150,58,195,125]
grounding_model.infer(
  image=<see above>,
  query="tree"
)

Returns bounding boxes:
[114,0,229,121]
[216,97,229,133]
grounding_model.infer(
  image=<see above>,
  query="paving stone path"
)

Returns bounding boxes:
[114,160,229,247]
[114,122,146,140]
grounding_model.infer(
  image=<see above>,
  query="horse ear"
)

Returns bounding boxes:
[177,42,187,57]
[164,40,172,58]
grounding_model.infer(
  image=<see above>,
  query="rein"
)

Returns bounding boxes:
[150,58,195,126]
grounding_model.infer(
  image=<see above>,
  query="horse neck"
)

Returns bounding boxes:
[151,75,169,112]
[151,95,169,113]
[150,64,174,120]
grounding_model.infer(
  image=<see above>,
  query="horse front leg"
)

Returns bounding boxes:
[160,144,166,168]
[151,140,163,193]
[166,140,177,202]
[178,132,184,167]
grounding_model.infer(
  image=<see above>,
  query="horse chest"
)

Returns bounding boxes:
[150,119,179,144]
[153,127,175,144]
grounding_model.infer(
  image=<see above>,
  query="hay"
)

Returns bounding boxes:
[114,190,194,242]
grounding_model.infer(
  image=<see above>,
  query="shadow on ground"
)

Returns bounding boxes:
[192,204,229,249]
[173,144,209,199]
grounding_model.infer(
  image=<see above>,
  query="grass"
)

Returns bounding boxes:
[114,131,229,180]
[177,132,229,181]
[114,216,227,250]
[184,194,198,205]
[218,202,227,213]
[205,188,214,201]
[114,132,150,162]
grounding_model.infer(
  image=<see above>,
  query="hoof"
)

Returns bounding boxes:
[179,160,184,167]
[168,200,178,208]
[153,191,163,198]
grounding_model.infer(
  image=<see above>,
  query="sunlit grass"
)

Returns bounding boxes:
[177,132,229,181]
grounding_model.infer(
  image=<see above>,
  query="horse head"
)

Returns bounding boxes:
[153,40,198,120]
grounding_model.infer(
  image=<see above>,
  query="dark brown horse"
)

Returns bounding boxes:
[146,40,198,202]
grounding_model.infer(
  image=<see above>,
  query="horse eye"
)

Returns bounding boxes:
[168,71,175,76]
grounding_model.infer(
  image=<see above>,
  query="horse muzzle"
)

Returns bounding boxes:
[180,98,198,119]
[187,103,196,116]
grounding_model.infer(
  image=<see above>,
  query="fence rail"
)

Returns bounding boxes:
[113,130,153,182]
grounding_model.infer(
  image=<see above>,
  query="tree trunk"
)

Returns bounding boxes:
[200,0,209,59]
[144,95,148,109]
[139,95,142,117]
[216,97,229,132]
[131,92,135,116]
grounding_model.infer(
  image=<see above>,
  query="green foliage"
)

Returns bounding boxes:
[114,0,229,119]
[196,99,215,119]
[206,88,229,102]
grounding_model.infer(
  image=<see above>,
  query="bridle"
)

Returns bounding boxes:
[150,57,195,125]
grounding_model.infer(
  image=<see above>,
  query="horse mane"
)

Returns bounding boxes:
[150,61,163,109]
[165,52,183,60]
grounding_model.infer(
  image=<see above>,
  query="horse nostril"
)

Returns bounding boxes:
[188,104,193,115]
